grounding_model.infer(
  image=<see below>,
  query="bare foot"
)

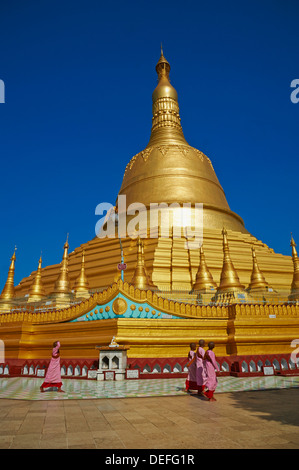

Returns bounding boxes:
[57,389,65,393]
[40,386,44,393]
[209,397,217,402]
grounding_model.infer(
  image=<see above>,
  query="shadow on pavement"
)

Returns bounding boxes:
[193,388,299,427]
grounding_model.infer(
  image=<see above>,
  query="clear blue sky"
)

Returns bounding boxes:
[0,0,298,285]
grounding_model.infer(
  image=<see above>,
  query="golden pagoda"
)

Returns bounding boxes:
[0,247,17,312]
[1,49,299,378]
[192,245,217,293]
[51,236,73,306]
[289,235,299,301]
[73,250,90,299]
[13,50,295,297]
[27,255,45,303]
[247,246,269,292]
[130,237,153,290]
[217,228,245,293]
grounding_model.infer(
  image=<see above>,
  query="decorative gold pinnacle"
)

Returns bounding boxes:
[130,237,153,290]
[28,255,45,302]
[150,49,184,137]
[0,247,17,301]
[74,250,90,299]
[289,235,299,300]
[217,228,244,293]
[248,246,269,291]
[192,245,217,292]
[52,237,71,296]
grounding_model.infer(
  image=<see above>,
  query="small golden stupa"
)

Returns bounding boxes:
[192,245,217,293]
[130,237,153,290]
[289,235,299,301]
[27,255,45,303]
[73,250,90,299]
[50,236,73,306]
[248,246,269,292]
[0,247,17,312]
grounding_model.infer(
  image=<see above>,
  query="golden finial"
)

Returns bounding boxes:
[28,254,45,302]
[291,233,298,255]
[150,47,183,139]
[217,228,244,293]
[248,246,269,292]
[192,245,217,292]
[0,247,17,301]
[74,249,90,299]
[130,237,153,290]
[64,233,69,250]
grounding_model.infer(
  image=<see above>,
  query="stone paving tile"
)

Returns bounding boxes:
[0,388,299,449]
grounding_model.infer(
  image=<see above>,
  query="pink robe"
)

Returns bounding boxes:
[196,346,207,387]
[41,342,62,388]
[186,350,197,387]
[205,349,220,391]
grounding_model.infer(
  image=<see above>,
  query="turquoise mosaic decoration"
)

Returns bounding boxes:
[70,293,182,323]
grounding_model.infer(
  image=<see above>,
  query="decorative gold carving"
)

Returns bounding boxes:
[112,297,127,315]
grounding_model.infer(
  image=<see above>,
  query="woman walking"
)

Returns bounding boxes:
[185,343,197,392]
[196,339,207,395]
[203,342,220,401]
[40,341,64,392]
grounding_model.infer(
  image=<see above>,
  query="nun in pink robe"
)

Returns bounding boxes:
[40,341,64,392]
[196,340,207,394]
[204,342,220,401]
[185,343,197,392]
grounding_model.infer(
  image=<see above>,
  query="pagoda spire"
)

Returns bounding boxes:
[74,250,90,299]
[148,47,187,145]
[289,235,299,300]
[130,237,152,290]
[52,235,71,296]
[28,254,45,302]
[192,245,217,292]
[0,247,17,301]
[217,228,244,293]
[248,246,269,292]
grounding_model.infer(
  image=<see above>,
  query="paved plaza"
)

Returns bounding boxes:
[0,376,299,449]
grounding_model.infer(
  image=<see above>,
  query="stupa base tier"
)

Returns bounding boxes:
[0,308,298,379]
[14,229,294,300]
